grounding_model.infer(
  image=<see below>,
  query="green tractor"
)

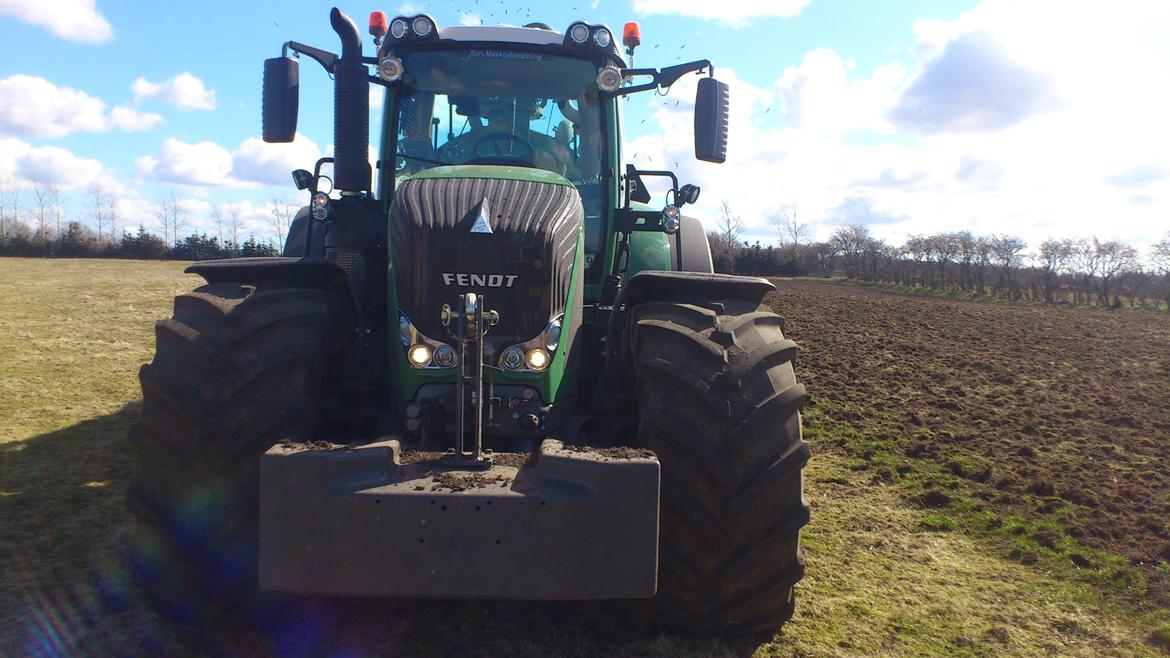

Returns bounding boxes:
[128,8,810,635]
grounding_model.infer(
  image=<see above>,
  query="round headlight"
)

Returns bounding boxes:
[544,318,562,351]
[568,23,590,44]
[390,18,409,39]
[378,56,404,82]
[596,65,623,92]
[593,27,612,49]
[407,344,432,367]
[433,344,457,369]
[501,346,525,371]
[662,205,681,234]
[526,348,550,371]
[311,192,329,220]
[412,16,433,37]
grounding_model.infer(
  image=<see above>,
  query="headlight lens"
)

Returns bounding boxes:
[501,346,525,370]
[378,56,404,82]
[526,348,550,371]
[412,16,433,37]
[390,18,408,39]
[544,317,562,351]
[407,344,432,368]
[569,23,590,44]
[593,27,612,48]
[596,66,623,92]
[432,344,457,369]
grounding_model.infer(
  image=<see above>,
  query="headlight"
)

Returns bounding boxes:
[501,346,525,371]
[593,27,612,48]
[432,344,457,369]
[378,56,404,82]
[390,17,408,39]
[543,317,562,351]
[568,23,590,44]
[526,348,550,371]
[412,15,434,37]
[596,66,623,93]
[407,344,432,368]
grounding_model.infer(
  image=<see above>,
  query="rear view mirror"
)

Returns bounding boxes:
[263,57,299,143]
[694,77,729,163]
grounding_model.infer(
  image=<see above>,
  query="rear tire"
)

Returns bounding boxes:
[627,299,810,635]
[127,282,342,620]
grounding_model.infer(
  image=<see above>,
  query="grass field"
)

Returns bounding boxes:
[1,258,1167,657]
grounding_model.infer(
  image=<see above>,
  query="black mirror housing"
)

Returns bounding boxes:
[291,169,314,190]
[694,77,729,163]
[263,57,299,143]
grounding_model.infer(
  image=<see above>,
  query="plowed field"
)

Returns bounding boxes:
[767,279,1170,602]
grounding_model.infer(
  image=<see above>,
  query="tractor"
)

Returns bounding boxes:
[128,7,810,635]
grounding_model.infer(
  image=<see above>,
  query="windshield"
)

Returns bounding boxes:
[386,48,607,278]
[390,50,603,181]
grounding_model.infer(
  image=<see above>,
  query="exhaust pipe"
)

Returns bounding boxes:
[330,8,370,193]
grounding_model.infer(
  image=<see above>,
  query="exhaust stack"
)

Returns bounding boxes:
[330,8,370,193]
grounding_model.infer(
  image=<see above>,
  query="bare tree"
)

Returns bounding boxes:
[2,178,23,237]
[717,200,744,272]
[1150,233,1170,309]
[1092,238,1137,307]
[88,183,109,245]
[49,183,63,242]
[154,189,187,247]
[269,194,296,249]
[107,197,120,244]
[32,181,50,243]
[1035,238,1072,303]
[213,205,225,245]
[830,224,872,279]
[769,205,809,247]
[227,202,243,250]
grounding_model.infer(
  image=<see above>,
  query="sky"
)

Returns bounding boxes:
[1,0,1168,251]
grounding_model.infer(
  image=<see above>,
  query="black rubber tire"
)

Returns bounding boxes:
[126,282,342,621]
[627,299,810,636]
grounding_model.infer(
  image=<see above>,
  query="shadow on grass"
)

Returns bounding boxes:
[0,406,767,658]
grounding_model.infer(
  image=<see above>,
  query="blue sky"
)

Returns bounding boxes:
[1,0,1168,251]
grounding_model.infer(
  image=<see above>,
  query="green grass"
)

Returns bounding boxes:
[1,258,1167,657]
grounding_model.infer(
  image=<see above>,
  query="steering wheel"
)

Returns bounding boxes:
[472,133,534,161]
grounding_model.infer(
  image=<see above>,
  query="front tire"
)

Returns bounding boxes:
[126,282,341,620]
[628,299,810,635]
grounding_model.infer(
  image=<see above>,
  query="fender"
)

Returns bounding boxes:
[186,257,349,290]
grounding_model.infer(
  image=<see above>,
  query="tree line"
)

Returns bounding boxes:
[709,202,1170,311]
[0,178,297,259]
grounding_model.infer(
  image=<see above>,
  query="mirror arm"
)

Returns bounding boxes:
[284,41,338,74]
[610,59,713,97]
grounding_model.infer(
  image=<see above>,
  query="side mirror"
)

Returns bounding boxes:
[263,57,299,143]
[694,77,729,163]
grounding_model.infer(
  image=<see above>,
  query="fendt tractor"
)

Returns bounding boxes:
[128,8,810,635]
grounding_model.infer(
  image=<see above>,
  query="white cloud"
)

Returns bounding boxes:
[132,72,217,111]
[232,134,324,186]
[0,138,108,190]
[135,133,325,189]
[107,105,165,132]
[0,0,112,43]
[459,13,481,26]
[625,0,1170,248]
[136,138,234,187]
[633,0,810,26]
[0,75,163,138]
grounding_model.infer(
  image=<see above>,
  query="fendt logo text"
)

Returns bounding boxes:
[442,273,519,288]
